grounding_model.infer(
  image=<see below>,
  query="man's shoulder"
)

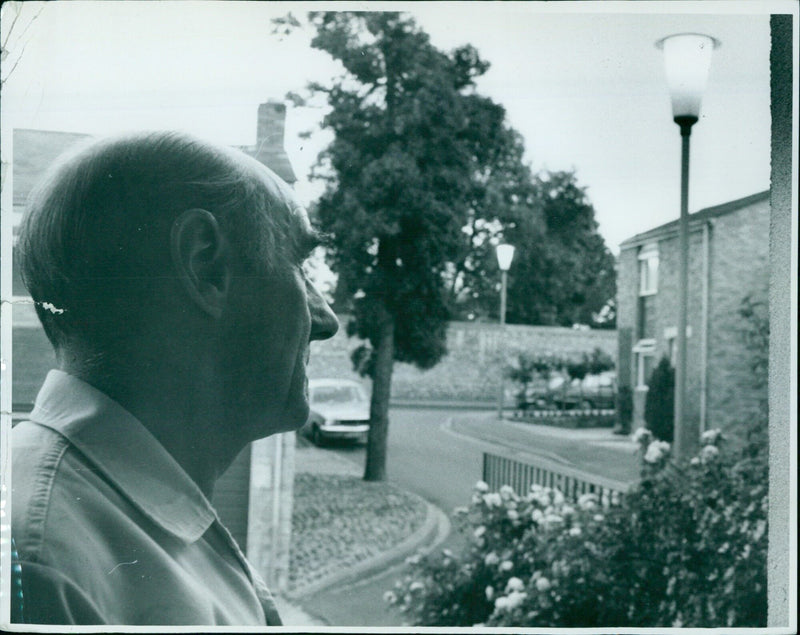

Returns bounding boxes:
[12,420,72,525]
[12,421,110,559]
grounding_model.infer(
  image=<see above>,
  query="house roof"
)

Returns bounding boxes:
[13,123,297,208]
[619,190,771,250]
[13,129,92,206]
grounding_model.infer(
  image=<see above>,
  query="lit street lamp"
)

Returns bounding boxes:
[656,33,719,460]
[496,243,515,419]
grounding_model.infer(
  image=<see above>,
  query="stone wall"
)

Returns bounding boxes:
[309,318,617,403]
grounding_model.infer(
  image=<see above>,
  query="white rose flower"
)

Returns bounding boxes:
[552,489,565,506]
[507,509,519,521]
[631,427,652,444]
[500,560,514,571]
[561,505,575,517]
[531,509,544,522]
[404,554,421,565]
[594,513,605,522]
[701,444,720,463]
[535,493,550,507]
[535,577,551,592]
[569,526,582,537]
[506,590,527,609]
[483,493,503,508]
[485,586,494,601]
[475,480,490,492]
[473,525,486,539]
[701,428,722,445]
[577,493,599,510]
[383,591,397,604]
[409,581,424,592]
[644,440,670,463]
[500,484,515,499]
[484,552,500,566]
[506,577,525,592]
[643,444,662,463]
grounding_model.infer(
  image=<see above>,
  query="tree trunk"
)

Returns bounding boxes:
[363,302,395,482]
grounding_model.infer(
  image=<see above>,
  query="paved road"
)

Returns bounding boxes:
[452,414,639,483]
[298,406,637,626]
[299,407,486,626]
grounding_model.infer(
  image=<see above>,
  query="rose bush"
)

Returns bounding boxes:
[387,428,767,627]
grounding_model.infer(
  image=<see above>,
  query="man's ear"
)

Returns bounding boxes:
[170,209,230,320]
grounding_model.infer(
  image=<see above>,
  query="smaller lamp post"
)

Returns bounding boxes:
[496,243,515,419]
[656,32,719,460]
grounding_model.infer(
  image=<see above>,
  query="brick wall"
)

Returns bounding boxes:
[651,228,707,434]
[705,199,770,436]
[616,248,639,389]
[309,318,617,403]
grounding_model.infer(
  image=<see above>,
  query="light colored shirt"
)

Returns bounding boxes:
[11,370,282,626]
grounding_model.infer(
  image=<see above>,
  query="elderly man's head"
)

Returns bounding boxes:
[17,131,338,437]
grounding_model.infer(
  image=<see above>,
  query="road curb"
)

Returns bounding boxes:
[286,496,451,601]
[448,412,639,453]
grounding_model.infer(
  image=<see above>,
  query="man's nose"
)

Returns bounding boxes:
[308,282,339,341]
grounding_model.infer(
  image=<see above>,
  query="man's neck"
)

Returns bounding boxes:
[59,349,240,499]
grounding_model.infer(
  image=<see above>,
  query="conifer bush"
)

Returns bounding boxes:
[644,356,674,442]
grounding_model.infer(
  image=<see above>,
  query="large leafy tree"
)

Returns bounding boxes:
[442,127,542,319]
[454,170,617,327]
[305,12,514,481]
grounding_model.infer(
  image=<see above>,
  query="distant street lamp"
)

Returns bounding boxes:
[496,243,515,419]
[656,33,719,460]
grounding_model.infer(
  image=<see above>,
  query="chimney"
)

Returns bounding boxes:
[256,102,286,152]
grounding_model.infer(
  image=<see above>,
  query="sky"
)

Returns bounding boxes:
[0,1,781,254]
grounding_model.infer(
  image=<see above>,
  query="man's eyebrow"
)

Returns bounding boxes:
[298,227,331,259]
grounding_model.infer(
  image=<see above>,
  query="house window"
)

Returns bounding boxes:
[664,326,691,364]
[638,243,659,296]
[632,339,656,389]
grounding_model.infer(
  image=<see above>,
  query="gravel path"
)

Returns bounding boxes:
[289,442,428,593]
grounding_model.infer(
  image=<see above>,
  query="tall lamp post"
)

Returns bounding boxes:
[656,33,719,460]
[496,243,515,419]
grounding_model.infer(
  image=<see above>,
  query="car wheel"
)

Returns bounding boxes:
[311,425,324,447]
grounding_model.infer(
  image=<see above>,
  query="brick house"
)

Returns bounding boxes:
[616,191,770,441]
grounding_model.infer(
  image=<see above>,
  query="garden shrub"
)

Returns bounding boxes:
[644,356,674,442]
[387,429,767,627]
[514,411,615,429]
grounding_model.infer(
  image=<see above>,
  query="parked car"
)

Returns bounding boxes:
[517,371,617,411]
[300,379,370,446]
[551,371,617,410]
[516,375,567,410]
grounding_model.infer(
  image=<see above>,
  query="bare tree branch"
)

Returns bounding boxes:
[1,3,44,85]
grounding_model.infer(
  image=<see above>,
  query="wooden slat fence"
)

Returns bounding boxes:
[483,451,632,506]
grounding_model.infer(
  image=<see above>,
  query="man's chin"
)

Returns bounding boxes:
[269,399,310,436]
